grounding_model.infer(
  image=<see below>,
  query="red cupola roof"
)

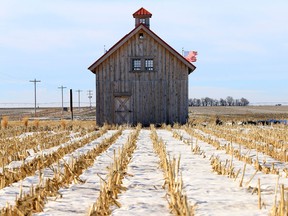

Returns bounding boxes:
[133,7,152,18]
[133,7,152,28]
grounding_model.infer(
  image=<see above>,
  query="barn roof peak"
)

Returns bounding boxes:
[133,7,152,28]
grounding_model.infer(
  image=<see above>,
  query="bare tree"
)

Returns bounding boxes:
[201,98,207,106]
[226,96,234,106]
[240,97,249,106]
[204,97,213,106]
[219,98,226,106]
[212,99,219,106]
[188,96,249,107]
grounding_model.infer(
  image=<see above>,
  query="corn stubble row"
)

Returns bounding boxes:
[1,126,123,215]
[0,117,96,138]
[89,124,196,216]
[173,128,273,213]
[0,125,112,190]
[1,119,287,215]
[151,125,195,216]
[2,122,189,216]
[0,119,96,168]
[184,126,280,176]
[0,131,71,168]
[90,124,195,216]
[198,124,288,163]
[180,124,288,215]
[89,124,141,215]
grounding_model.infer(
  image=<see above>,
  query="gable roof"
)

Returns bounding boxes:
[88,24,196,74]
[133,7,152,17]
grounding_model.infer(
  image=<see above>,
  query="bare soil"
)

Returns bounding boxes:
[189,106,288,122]
[1,106,287,122]
[0,107,96,121]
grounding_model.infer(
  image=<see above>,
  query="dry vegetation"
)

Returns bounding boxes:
[0,106,287,215]
[189,105,288,123]
[89,124,141,215]
[151,125,195,215]
[0,107,96,121]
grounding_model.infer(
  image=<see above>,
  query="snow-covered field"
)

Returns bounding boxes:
[0,123,287,215]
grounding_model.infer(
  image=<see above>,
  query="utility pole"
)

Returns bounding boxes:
[58,85,67,114]
[76,89,82,110]
[70,89,73,120]
[29,79,41,117]
[87,90,93,109]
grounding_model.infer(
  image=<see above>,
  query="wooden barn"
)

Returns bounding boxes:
[88,7,196,125]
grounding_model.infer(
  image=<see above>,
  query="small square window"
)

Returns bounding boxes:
[145,59,154,71]
[140,18,146,24]
[139,33,144,39]
[132,59,141,71]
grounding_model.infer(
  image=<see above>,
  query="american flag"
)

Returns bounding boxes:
[184,51,197,62]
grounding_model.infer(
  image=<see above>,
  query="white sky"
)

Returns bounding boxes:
[0,0,288,107]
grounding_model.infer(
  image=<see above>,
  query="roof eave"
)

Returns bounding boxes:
[88,25,144,73]
[188,65,196,74]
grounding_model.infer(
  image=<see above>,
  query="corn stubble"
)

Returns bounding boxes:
[184,126,281,176]
[89,124,141,215]
[1,116,9,129]
[184,123,288,214]
[1,117,288,215]
[0,119,97,170]
[196,124,287,170]
[0,126,110,190]
[1,125,122,215]
[151,124,195,216]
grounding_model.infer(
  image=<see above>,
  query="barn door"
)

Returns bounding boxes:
[114,96,132,124]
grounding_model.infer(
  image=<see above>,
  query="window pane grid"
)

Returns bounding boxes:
[145,59,153,71]
[133,59,141,70]
[132,58,154,71]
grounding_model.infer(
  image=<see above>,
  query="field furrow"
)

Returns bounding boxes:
[112,129,171,216]
[0,129,118,210]
[34,129,133,216]
[157,129,272,215]
[0,118,287,215]
[189,128,287,176]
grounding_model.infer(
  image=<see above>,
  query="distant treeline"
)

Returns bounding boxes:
[189,96,249,106]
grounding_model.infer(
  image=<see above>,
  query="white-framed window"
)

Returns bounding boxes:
[145,59,154,71]
[132,59,141,71]
[131,58,155,72]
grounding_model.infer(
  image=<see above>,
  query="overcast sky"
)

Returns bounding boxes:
[1,0,287,107]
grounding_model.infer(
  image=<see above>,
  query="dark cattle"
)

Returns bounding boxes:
[215,117,223,126]
[241,121,257,125]
[257,119,286,125]
[257,120,270,125]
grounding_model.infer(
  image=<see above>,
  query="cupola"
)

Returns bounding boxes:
[133,7,152,28]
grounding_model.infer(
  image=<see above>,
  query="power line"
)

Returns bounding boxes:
[29,79,41,117]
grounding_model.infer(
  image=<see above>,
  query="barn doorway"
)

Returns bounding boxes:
[114,96,132,124]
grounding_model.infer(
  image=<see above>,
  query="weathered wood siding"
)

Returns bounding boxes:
[95,30,189,125]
